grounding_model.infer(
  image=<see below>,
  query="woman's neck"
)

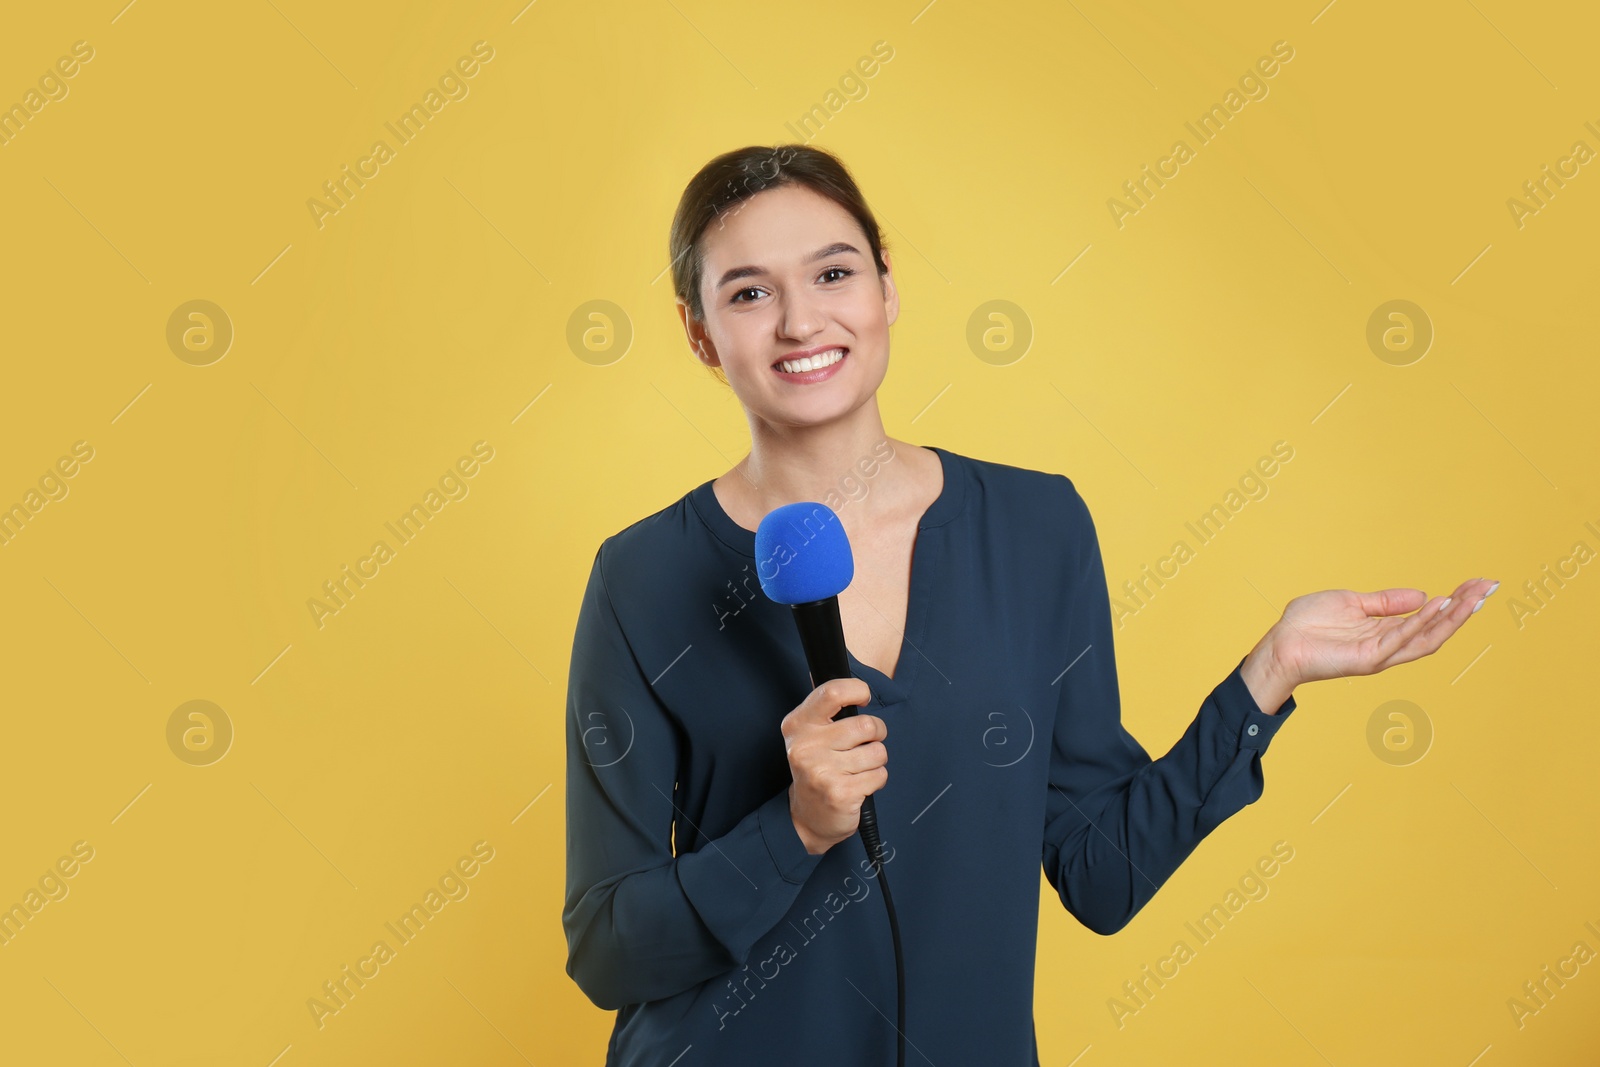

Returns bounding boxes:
[710,412,928,531]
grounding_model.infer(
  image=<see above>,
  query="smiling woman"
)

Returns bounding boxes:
[562,142,1496,1067]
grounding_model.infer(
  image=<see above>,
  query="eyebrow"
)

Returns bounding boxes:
[713,242,864,291]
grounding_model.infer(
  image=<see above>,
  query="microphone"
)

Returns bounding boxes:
[756,500,906,1067]
[753,500,888,869]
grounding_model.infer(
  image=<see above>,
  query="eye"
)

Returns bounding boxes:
[821,266,855,283]
[730,286,764,305]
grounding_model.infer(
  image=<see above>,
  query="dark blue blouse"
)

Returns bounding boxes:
[563,446,1296,1065]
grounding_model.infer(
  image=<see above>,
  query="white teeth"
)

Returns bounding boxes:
[776,348,845,374]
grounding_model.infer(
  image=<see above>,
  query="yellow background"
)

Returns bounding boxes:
[1,0,1596,1063]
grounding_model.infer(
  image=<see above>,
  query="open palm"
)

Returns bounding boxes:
[1270,578,1498,686]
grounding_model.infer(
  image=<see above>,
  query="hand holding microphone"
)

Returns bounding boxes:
[780,676,887,855]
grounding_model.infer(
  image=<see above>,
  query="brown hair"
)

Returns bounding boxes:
[669,144,890,383]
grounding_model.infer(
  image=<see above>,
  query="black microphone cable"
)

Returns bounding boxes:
[836,714,905,1067]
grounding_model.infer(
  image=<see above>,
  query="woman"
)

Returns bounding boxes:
[563,143,1495,1065]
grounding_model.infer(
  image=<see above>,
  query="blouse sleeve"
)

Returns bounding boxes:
[562,544,825,1010]
[1041,478,1296,936]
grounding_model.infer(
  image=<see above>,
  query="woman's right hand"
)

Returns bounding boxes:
[781,678,888,855]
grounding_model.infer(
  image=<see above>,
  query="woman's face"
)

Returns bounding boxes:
[680,183,898,431]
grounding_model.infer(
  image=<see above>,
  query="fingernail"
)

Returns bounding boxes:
[1486,580,1499,596]
[1472,597,1485,613]
[1436,597,1452,614]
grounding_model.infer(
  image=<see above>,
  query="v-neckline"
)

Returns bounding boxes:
[690,445,964,707]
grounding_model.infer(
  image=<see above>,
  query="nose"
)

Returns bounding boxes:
[778,287,825,342]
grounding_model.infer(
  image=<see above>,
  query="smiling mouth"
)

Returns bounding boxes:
[773,347,848,374]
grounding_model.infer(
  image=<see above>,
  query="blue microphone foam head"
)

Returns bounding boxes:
[754,501,854,604]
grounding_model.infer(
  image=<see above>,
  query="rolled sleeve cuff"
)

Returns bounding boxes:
[676,787,823,965]
[1216,654,1297,753]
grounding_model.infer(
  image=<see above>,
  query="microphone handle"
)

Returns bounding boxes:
[789,598,889,869]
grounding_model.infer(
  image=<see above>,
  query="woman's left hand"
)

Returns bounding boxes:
[1263,577,1500,690]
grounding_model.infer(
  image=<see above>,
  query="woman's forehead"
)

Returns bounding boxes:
[701,188,862,272]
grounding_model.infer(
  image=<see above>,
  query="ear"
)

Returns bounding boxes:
[676,299,722,367]
[879,250,899,328]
